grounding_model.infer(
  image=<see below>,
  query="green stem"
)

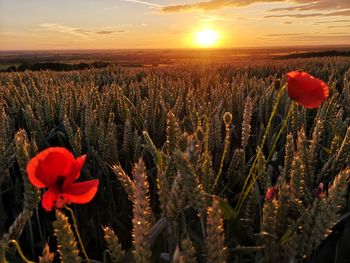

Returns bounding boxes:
[212,122,230,192]
[260,85,287,152]
[266,102,295,163]
[64,207,90,263]
[8,240,35,263]
[235,84,287,213]
[240,104,295,216]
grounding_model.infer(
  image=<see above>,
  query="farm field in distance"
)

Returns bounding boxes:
[1,45,350,69]
[0,47,349,263]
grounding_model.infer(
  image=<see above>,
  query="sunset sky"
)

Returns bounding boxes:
[0,0,349,50]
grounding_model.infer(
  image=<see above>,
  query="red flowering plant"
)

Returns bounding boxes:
[265,187,278,201]
[26,147,99,211]
[24,147,99,261]
[287,71,329,109]
[236,71,329,214]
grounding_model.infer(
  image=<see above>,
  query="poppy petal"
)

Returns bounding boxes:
[287,71,303,100]
[321,81,329,98]
[27,157,46,188]
[27,147,76,188]
[62,179,99,204]
[295,87,327,108]
[295,78,329,109]
[286,71,298,79]
[76,155,86,171]
[63,155,87,190]
[42,190,57,211]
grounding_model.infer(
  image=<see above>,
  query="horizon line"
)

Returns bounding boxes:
[1,44,350,53]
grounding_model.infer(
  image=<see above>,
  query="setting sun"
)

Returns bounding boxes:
[195,29,219,48]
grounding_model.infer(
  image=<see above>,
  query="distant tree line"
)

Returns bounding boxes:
[1,61,111,72]
[278,50,350,59]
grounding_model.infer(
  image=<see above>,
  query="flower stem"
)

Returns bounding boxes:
[8,240,35,263]
[64,206,90,263]
[212,121,231,192]
[266,102,295,163]
[235,84,287,214]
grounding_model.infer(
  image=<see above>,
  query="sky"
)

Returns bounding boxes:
[0,0,349,50]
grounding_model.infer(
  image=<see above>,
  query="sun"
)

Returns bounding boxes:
[195,29,219,47]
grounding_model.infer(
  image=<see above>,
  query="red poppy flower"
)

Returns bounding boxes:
[287,71,329,109]
[265,187,278,201]
[26,147,99,211]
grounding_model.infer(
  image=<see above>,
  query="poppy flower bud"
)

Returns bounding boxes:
[223,112,232,125]
[196,127,204,141]
[265,186,278,201]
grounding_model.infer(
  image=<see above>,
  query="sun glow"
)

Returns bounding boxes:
[195,29,220,47]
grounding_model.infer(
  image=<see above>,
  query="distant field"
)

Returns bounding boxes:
[1,46,350,70]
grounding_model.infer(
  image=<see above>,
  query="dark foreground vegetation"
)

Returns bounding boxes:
[278,50,350,59]
[0,57,349,262]
[1,61,111,73]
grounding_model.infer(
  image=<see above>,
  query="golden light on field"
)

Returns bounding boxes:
[194,29,220,48]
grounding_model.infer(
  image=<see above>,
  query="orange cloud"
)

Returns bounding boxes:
[160,0,350,15]
[161,0,281,13]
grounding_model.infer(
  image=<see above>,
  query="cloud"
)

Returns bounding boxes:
[327,9,350,16]
[123,0,162,8]
[326,31,350,35]
[40,23,90,38]
[39,23,126,38]
[74,29,92,34]
[268,1,350,12]
[313,19,350,24]
[265,9,350,18]
[160,0,350,16]
[328,24,350,28]
[267,33,306,36]
[268,3,318,12]
[267,33,350,38]
[265,1,350,20]
[161,0,281,13]
[265,13,323,18]
[95,30,126,34]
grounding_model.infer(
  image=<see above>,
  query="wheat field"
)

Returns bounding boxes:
[0,57,349,262]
